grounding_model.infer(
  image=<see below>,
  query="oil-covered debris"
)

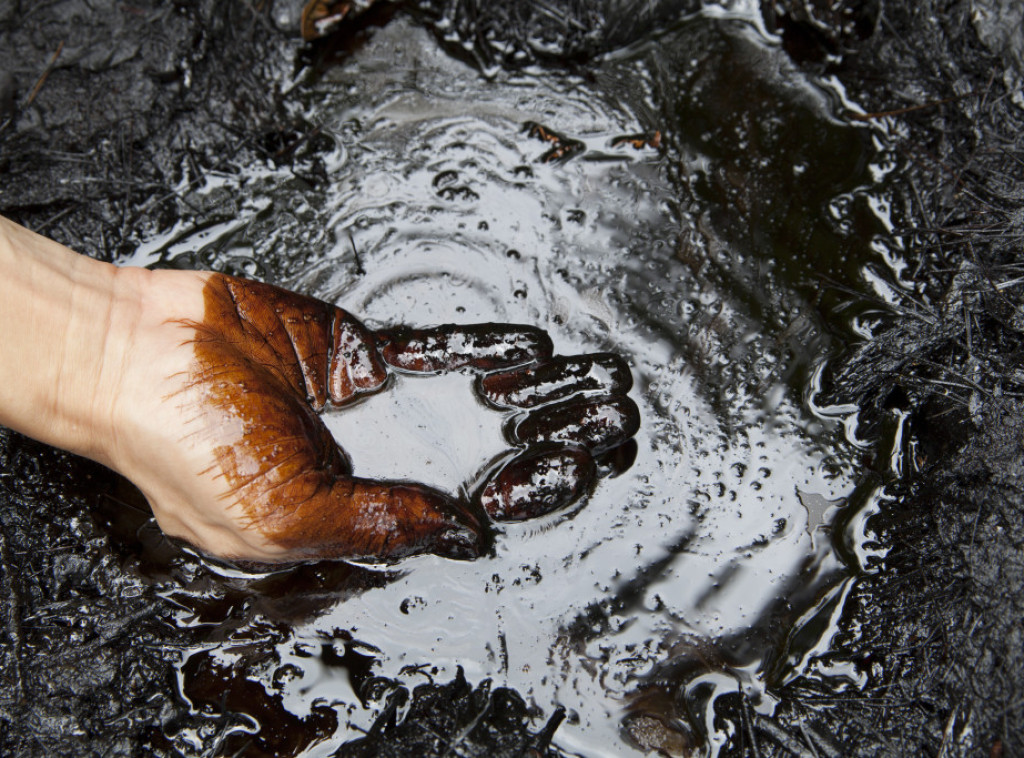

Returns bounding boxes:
[0,0,322,261]
[155,646,341,757]
[340,668,565,758]
[750,1,1024,755]
[761,0,880,64]
[0,430,187,756]
[610,130,662,151]
[300,0,391,41]
[523,121,586,164]
[410,0,702,74]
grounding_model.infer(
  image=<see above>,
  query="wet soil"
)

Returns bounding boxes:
[2,1,1024,756]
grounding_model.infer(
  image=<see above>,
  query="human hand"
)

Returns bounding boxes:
[0,220,639,564]
[471,352,638,521]
[106,272,534,562]
[125,273,639,564]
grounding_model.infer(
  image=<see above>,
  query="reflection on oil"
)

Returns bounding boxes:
[121,8,895,756]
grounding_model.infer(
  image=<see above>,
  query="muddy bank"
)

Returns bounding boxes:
[0,0,318,259]
[1,1,1023,756]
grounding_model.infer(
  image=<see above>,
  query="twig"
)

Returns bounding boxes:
[74,605,162,658]
[945,71,999,205]
[817,273,938,326]
[937,701,960,757]
[25,41,66,108]
[799,719,821,758]
[529,706,565,753]
[752,711,814,756]
[272,125,324,161]
[741,699,763,758]
[35,204,80,235]
[348,230,365,276]
[441,695,490,758]
[0,40,65,136]
[846,91,978,122]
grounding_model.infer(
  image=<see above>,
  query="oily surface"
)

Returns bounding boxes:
[1,1,1023,756]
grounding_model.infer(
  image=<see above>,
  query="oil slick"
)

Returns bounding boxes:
[132,9,891,756]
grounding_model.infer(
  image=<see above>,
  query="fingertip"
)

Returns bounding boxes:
[508,395,641,454]
[596,438,639,478]
[329,314,389,404]
[381,484,485,560]
[479,446,595,521]
[432,521,484,560]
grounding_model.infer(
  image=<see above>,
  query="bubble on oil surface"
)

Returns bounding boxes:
[126,10,890,757]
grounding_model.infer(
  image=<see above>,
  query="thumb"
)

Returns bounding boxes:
[257,475,485,562]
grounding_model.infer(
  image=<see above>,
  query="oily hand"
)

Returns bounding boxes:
[376,326,640,522]
[153,273,638,564]
[473,353,638,521]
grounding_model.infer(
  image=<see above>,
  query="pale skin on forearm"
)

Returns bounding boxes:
[0,219,387,561]
[0,215,147,464]
[0,219,386,560]
[0,216,233,553]
[0,217,494,562]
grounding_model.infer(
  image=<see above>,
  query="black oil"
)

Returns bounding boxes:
[113,7,905,756]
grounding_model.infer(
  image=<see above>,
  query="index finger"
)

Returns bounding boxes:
[375,324,553,374]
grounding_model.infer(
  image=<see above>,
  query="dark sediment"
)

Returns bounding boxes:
[724,1,1024,755]
[2,0,1024,755]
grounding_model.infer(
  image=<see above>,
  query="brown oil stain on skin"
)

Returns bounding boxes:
[184,273,482,562]
[376,323,554,373]
[479,445,596,521]
[478,353,632,409]
[508,395,641,454]
[179,273,641,563]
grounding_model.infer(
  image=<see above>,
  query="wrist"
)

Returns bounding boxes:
[66,262,151,466]
[0,216,149,465]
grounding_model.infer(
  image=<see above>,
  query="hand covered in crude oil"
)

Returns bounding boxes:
[121,271,638,565]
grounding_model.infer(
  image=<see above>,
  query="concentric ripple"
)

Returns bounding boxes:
[124,10,893,756]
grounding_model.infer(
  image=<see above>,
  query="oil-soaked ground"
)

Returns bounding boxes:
[2,1,1024,756]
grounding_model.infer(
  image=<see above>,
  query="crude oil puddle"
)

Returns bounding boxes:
[323,372,510,494]
[121,8,899,756]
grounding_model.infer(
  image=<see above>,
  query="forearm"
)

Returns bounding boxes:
[0,215,147,464]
